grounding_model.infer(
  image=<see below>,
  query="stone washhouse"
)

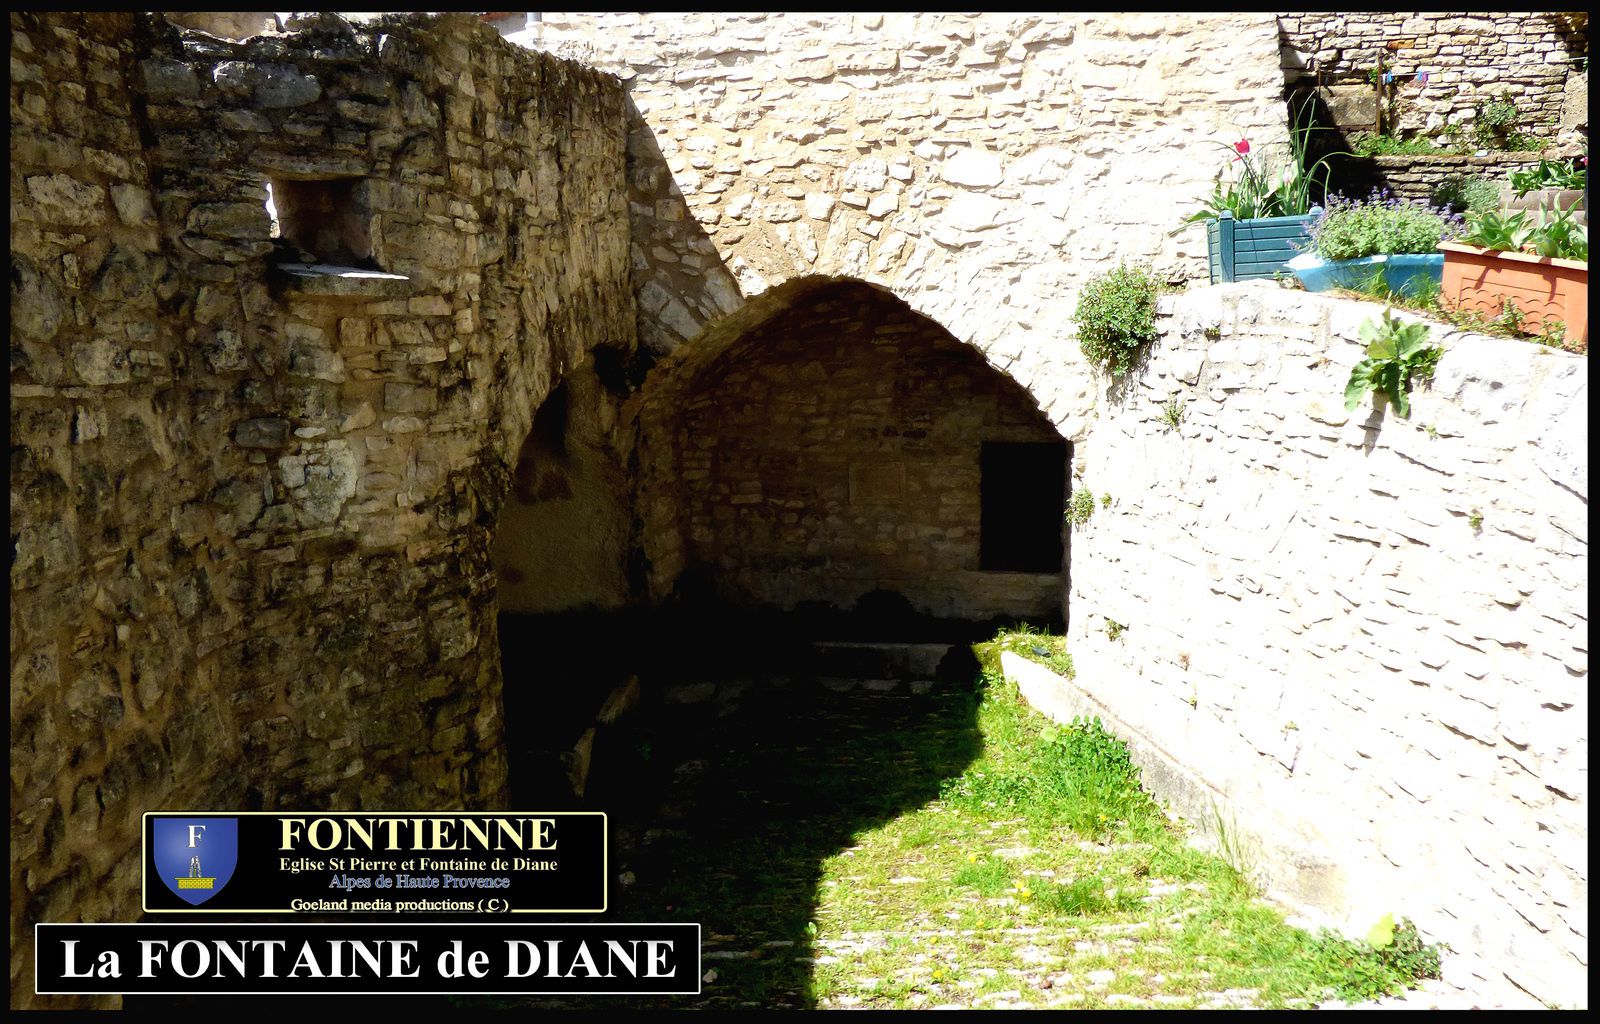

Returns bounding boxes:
[9,10,1588,1009]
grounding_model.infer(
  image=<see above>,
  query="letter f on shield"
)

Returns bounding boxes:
[153,817,238,906]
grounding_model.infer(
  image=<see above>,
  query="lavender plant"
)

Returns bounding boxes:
[1303,191,1462,262]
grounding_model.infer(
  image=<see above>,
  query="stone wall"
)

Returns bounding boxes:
[633,279,1065,620]
[1279,11,1588,147]
[9,11,632,1007]
[1051,283,1587,1008]
[1342,152,1546,204]
[498,11,1289,441]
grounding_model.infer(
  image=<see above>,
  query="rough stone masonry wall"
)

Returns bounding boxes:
[1279,11,1588,147]
[500,12,1288,442]
[9,11,632,1007]
[639,280,1064,620]
[1060,284,1586,1007]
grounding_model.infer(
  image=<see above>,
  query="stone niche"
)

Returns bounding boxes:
[636,280,1068,626]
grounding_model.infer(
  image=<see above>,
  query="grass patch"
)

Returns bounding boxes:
[555,629,1444,1010]
[973,624,1073,678]
[953,855,1012,895]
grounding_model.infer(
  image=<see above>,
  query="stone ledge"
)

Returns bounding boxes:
[273,262,412,299]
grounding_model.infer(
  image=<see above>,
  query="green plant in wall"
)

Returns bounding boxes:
[1161,396,1185,431]
[1066,487,1095,527]
[1468,509,1483,532]
[1344,309,1443,419]
[1073,261,1159,377]
[1100,492,1112,509]
[1105,619,1126,641]
[1471,93,1521,150]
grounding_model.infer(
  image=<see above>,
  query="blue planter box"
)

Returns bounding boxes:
[1206,213,1316,283]
[1284,252,1445,298]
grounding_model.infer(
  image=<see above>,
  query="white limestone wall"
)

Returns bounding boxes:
[1062,283,1586,1008]
[501,11,1288,439]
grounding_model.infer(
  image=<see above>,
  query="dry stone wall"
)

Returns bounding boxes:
[634,279,1064,620]
[1279,11,1588,147]
[1056,284,1586,1008]
[9,11,632,1006]
[502,11,1289,441]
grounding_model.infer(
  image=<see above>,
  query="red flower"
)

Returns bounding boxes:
[1235,139,1251,155]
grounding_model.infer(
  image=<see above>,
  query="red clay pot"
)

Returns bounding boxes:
[1438,241,1588,349]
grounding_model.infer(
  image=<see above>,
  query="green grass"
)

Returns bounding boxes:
[519,632,1444,1010]
[974,625,1073,678]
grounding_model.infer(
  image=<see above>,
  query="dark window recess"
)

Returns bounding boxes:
[980,441,1067,572]
[269,177,374,267]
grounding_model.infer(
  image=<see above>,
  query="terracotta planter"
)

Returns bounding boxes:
[1438,241,1588,347]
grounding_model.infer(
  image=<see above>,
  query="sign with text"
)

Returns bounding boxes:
[36,922,700,995]
[142,812,606,914]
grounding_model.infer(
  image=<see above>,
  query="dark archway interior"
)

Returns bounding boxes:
[491,280,1070,1006]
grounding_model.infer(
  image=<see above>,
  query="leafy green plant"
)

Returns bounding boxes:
[1497,297,1526,334]
[1066,487,1095,527]
[1536,319,1569,350]
[1161,396,1186,430]
[1430,174,1499,215]
[1099,492,1112,509]
[1303,917,1444,1004]
[1073,262,1158,377]
[1306,194,1459,261]
[1471,94,1521,150]
[1349,133,1459,157]
[1344,310,1443,419]
[1105,619,1126,641]
[1508,157,1586,194]
[1468,509,1483,532]
[1462,208,1588,262]
[1527,208,1588,261]
[1458,209,1531,251]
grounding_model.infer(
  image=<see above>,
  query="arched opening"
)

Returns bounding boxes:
[636,277,1070,640]
[490,361,635,806]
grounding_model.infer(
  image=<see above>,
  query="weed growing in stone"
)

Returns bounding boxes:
[1066,487,1095,527]
[1105,619,1126,641]
[1073,262,1159,377]
[1344,309,1443,419]
[1161,396,1186,430]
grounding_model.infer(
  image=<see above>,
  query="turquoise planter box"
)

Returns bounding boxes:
[1284,252,1445,298]
[1206,213,1316,283]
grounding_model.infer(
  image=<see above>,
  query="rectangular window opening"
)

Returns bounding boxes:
[979,440,1067,573]
[267,176,375,268]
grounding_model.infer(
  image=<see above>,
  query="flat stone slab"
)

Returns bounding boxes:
[275,262,412,298]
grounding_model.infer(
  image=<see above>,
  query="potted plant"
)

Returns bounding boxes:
[1285,191,1460,298]
[1185,103,1338,283]
[1501,155,1587,226]
[1439,208,1588,346]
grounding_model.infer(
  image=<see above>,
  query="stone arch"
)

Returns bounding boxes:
[632,275,1070,626]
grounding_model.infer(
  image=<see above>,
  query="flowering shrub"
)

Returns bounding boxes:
[1304,192,1462,261]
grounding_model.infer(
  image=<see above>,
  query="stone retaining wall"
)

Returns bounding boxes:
[8,11,633,1006]
[1055,283,1587,1008]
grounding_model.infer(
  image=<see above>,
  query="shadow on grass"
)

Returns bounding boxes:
[495,617,985,1009]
